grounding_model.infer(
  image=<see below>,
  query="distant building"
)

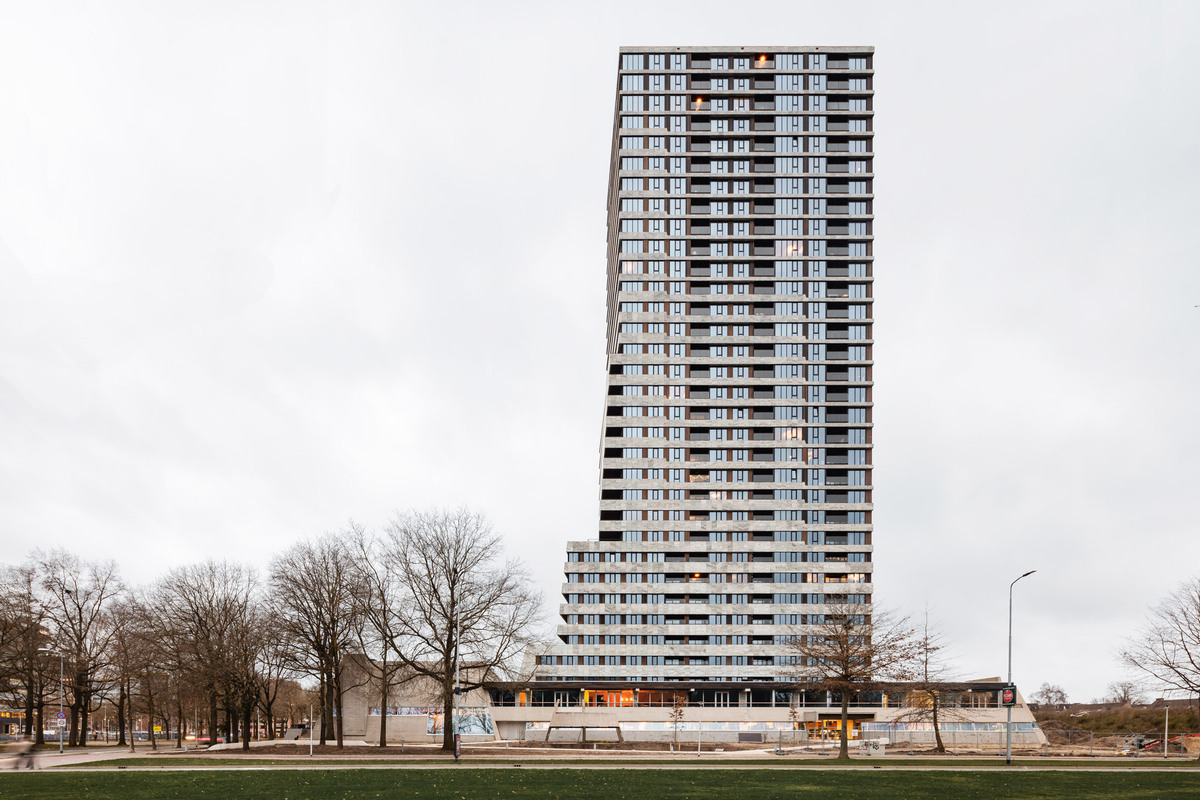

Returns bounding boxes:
[0,706,26,737]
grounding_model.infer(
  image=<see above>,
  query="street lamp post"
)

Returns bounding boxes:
[1006,569,1036,765]
[58,651,64,753]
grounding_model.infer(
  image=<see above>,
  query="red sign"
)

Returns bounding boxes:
[1002,687,1016,707]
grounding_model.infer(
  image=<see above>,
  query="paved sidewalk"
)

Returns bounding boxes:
[16,746,153,770]
[37,761,1200,773]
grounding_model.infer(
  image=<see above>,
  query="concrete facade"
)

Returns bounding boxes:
[334,667,1046,746]
[539,46,877,684]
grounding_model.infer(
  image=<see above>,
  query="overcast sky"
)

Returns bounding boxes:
[1,0,1197,703]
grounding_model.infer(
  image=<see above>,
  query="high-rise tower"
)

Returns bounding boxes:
[539,47,874,685]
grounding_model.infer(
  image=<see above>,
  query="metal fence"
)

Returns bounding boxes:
[1043,727,1200,758]
[853,726,1200,758]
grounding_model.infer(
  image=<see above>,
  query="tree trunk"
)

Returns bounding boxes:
[265,706,275,740]
[319,674,329,745]
[23,672,35,737]
[378,660,389,747]
[334,672,345,749]
[128,682,136,753]
[148,688,156,751]
[69,704,80,747]
[242,704,253,752]
[441,677,456,752]
[116,684,127,747]
[838,692,850,760]
[34,701,45,745]
[208,692,218,749]
[932,699,945,753]
[79,686,90,747]
[177,695,184,749]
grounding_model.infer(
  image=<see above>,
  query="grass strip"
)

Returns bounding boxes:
[2,767,1199,799]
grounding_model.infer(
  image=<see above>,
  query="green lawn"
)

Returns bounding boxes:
[50,755,1200,769]
[1,768,1199,799]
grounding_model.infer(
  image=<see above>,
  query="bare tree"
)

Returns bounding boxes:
[0,564,54,742]
[270,533,362,748]
[669,694,686,747]
[382,507,543,751]
[224,603,268,752]
[273,678,312,732]
[106,597,146,751]
[36,549,125,747]
[895,608,957,753]
[1105,680,1145,706]
[347,522,410,746]
[0,564,29,682]
[1030,682,1069,708]
[785,605,916,759]
[1122,578,1200,709]
[256,617,294,741]
[150,560,264,751]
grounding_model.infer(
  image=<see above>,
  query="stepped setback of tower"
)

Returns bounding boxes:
[538,47,875,684]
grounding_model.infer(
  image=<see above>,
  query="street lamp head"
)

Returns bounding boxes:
[1011,570,1037,589]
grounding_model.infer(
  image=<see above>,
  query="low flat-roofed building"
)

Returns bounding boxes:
[335,658,1044,747]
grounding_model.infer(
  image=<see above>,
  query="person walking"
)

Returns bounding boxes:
[12,736,36,770]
